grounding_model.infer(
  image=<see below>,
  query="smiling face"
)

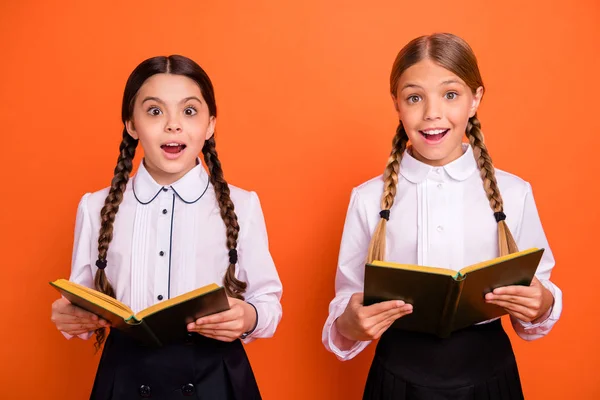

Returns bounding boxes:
[125,73,215,185]
[392,58,483,166]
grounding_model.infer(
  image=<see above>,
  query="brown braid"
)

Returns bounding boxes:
[466,115,518,256]
[93,129,138,351]
[202,136,247,299]
[367,123,409,263]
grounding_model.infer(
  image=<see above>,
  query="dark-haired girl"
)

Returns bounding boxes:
[51,55,282,400]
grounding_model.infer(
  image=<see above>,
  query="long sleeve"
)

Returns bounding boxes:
[57,164,284,344]
[238,192,283,343]
[322,189,372,361]
[63,193,95,340]
[511,183,563,340]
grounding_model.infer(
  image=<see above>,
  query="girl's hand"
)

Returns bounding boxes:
[335,293,412,343]
[51,298,109,336]
[187,297,257,342]
[485,277,554,323]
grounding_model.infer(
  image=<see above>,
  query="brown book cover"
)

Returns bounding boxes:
[364,248,544,337]
[50,279,230,346]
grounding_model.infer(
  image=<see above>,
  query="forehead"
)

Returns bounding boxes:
[398,59,466,89]
[137,73,204,100]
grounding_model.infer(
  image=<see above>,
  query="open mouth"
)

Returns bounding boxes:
[419,129,449,142]
[161,143,187,154]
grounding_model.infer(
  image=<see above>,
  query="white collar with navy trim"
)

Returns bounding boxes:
[132,159,210,204]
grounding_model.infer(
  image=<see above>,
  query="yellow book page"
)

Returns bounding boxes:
[458,248,540,275]
[135,283,220,320]
[369,260,456,277]
[52,279,133,319]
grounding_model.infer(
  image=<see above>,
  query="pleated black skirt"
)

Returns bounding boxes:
[363,320,523,400]
[90,330,261,400]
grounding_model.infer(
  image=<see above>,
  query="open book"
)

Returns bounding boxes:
[50,279,230,346]
[364,248,544,338]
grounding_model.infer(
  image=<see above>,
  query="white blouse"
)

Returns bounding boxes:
[322,144,562,361]
[67,160,282,343]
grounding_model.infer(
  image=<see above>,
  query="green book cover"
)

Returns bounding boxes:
[50,279,230,346]
[364,248,544,337]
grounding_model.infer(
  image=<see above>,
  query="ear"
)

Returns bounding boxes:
[469,86,484,118]
[125,119,139,140]
[205,116,216,140]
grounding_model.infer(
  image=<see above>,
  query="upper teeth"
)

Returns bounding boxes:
[165,143,180,146]
[422,129,446,135]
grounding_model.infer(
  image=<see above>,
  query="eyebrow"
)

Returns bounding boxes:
[181,96,203,103]
[400,79,463,91]
[141,96,164,105]
[401,83,423,91]
[141,96,203,105]
[440,79,462,86]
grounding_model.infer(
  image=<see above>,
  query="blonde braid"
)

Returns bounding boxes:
[466,115,518,256]
[367,123,409,263]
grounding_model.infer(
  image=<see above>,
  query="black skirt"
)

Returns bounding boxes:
[90,330,261,400]
[363,320,524,400]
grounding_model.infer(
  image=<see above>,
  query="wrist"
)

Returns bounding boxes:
[335,310,353,340]
[334,313,358,350]
[533,286,554,323]
[241,302,258,338]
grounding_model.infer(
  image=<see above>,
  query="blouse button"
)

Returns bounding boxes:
[162,209,168,214]
[437,183,443,189]
[157,295,163,301]
[182,383,195,396]
[437,225,444,232]
[138,384,151,398]
[162,187,168,192]
[159,251,165,256]
[185,332,195,344]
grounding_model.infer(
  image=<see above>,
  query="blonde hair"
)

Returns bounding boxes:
[367,33,518,263]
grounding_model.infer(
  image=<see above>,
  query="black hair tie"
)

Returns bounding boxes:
[95,258,107,270]
[494,211,506,223]
[229,249,238,264]
[379,209,390,221]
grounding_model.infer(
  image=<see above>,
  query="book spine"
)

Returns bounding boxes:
[138,320,163,347]
[437,276,465,338]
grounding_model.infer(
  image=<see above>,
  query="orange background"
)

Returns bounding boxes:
[1,1,598,399]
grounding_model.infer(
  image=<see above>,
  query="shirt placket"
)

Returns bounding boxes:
[426,167,448,268]
[154,188,175,302]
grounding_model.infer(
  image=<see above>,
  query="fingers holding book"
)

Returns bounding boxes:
[335,293,413,342]
[187,297,257,342]
[51,298,110,336]
[484,277,554,323]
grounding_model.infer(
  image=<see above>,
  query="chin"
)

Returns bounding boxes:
[158,157,196,171]
[411,148,449,165]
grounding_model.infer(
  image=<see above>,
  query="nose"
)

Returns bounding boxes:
[165,118,182,133]
[166,124,182,133]
[423,99,442,121]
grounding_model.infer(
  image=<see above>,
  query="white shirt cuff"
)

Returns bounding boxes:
[323,303,370,361]
[512,279,562,340]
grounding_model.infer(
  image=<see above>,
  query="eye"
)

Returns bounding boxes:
[407,95,421,104]
[147,106,162,116]
[184,106,197,116]
[445,92,458,100]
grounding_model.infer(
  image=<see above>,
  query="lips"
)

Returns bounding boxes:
[161,143,187,154]
[419,128,449,141]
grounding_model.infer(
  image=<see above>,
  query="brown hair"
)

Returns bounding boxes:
[93,55,246,350]
[367,33,518,264]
